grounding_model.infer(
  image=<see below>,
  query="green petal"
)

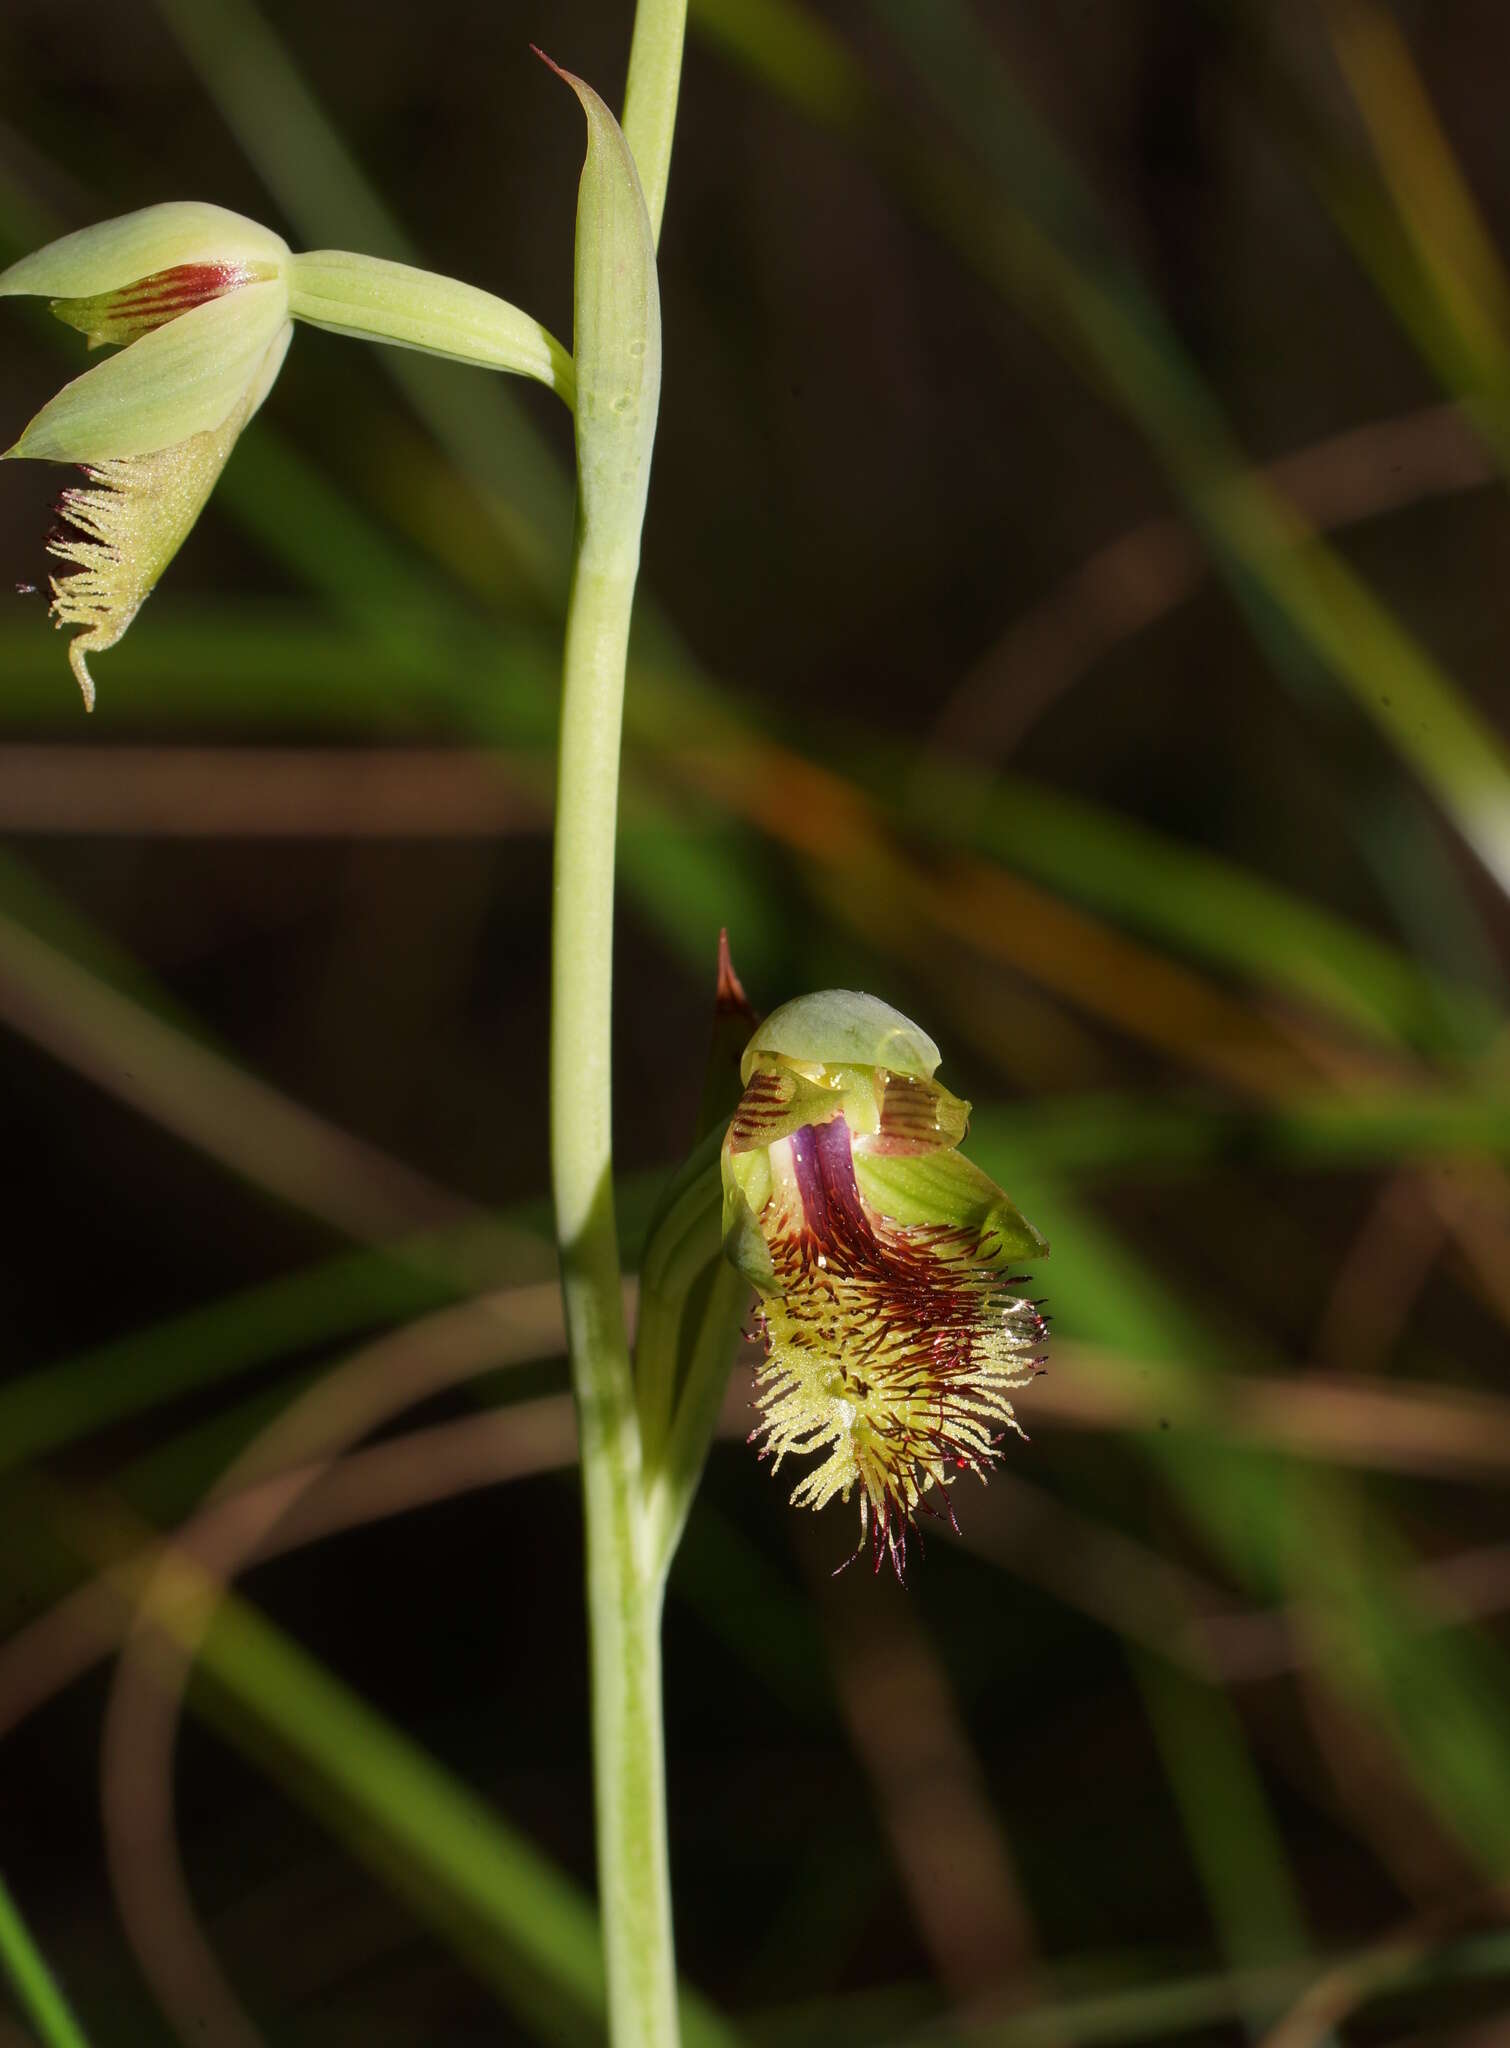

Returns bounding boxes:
[726,1064,843,1154]
[6,281,289,462]
[46,322,291,707]
[288,251,574,406]
[874,1069,971,1152]
[854,1146,1049,1266]
[721,1145,777,1293]
[0,202,287,300]
[741,991,941,1084]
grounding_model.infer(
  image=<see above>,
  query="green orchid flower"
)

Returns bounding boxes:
[2,203,294,708]
[721,990,1050,1578]
[3,200,573,708]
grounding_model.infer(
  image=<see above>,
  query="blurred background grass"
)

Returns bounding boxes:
[1,1,1508,2043]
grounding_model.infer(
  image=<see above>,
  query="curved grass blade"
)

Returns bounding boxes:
[18,1482,738,2048]
[0,1875,93,2048]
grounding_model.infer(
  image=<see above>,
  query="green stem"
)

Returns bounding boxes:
[549,27,683,2044]
[554,557,676,2048]
[622,0,690,244]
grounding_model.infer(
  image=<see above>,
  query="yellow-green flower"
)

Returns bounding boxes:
[3,202,575,709]
[722,991,1049,1578]
[2,203,293,708]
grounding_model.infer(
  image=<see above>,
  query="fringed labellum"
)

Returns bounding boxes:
[721,991,1050,1579]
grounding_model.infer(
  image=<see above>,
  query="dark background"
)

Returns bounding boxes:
[0,2,1508,2043]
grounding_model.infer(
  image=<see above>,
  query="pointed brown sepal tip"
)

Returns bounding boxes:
[715,927,755,1022]
[529,45,584,96]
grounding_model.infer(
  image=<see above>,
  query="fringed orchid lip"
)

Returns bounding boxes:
[750,1110,1048,1581]
[39,312,293,708]
[721,990,1050,1580]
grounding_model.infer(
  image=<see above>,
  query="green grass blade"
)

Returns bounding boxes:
[971,1087,1510,1179]
[1286,1472,1510,1879]
[196,1589,611,2046]
[1211,4,1510,481]
[901,760,1505,1057]
[201,1591,739,2046]
[885,1928,1510,2045]
[10,1484,738,2047]
[0,1158,709,1480]
[1300,0,1510,473]
[0,881,468,1243]
[0,1221,539,1475]
[1132,1654,1318,2032]
[0,1874,93,2048]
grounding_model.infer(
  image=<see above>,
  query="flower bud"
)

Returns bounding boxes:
[721,991,1049,1578]
[2,203,292,707]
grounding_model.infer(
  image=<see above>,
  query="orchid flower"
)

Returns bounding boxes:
[721,991,1050,1578]
[2,201,572,708]
[2,204,294,709]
